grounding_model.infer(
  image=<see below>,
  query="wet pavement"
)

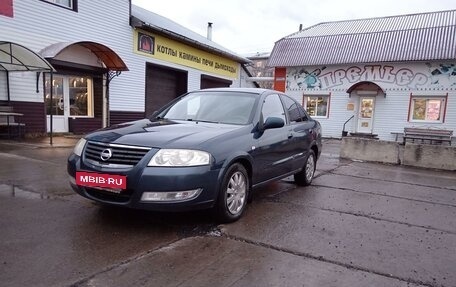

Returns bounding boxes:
[0,137,455,287]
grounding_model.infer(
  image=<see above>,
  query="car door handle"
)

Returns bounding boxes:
[309,129,313,134]
[288,133,293,139]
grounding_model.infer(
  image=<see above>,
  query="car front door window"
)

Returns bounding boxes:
[261,94,286,123]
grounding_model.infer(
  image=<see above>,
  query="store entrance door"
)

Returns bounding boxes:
[46,75,67,132]
[45,75,93,133]
[357,97,375,133]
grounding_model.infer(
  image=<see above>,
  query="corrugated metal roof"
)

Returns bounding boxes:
[131,5,249,64]
[268,9,456,67]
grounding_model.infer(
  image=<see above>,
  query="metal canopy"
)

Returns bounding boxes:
[346,81,386,97]
[39,41,128,71]
[0,41,56,145]
[0,41,55,72]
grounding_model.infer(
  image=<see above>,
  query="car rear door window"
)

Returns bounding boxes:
[281,95,305,123]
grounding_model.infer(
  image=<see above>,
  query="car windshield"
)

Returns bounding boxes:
[158,91,258,125]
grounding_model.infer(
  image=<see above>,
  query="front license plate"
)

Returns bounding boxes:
[76,171,127,189]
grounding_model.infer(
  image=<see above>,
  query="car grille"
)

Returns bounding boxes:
[83,141,151,167]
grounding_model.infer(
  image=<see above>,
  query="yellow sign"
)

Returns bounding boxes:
[134,29,238,79]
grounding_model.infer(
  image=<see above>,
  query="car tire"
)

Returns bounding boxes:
[294,150,316,186]
[215,163,249,223]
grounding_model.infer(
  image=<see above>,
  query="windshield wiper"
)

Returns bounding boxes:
[186,118,219,124]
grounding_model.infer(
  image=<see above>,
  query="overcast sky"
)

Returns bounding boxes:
[132,0,456,56]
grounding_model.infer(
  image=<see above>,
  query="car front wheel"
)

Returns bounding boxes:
[215,163,249,223]
[294,150,316,186]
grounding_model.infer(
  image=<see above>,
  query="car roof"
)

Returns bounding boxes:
[195,87,278,96]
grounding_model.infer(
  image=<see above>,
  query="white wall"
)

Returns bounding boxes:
[0,1,248,111]
[1,0,137,107]
[233,67,257,88]
[0,71,7,101]
[285,62,456,140]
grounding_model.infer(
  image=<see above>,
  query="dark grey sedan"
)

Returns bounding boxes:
[67,88,322,222]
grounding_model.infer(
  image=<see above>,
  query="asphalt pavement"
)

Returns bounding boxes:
[0,137,455,287]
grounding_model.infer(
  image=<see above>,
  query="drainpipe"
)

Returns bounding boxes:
[6,71,10,102]
[105,71,122,127]
[207,22,213,40]
[106,72,110,127]
[49,71,53,145]
[102,73,107,128]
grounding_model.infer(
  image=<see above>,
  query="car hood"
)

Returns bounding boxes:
[85,119,247,149]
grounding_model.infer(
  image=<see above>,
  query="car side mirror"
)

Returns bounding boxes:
[263,117,285,130]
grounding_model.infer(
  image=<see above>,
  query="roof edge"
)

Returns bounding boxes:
[288,8,456,39]
[130,14,250,64]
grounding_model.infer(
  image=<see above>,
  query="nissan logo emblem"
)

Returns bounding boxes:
[100,148,112,161]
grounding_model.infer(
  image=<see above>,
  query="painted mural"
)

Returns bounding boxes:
[287,63,456,90]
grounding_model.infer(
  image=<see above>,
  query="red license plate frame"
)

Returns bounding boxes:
[76,171,127,189]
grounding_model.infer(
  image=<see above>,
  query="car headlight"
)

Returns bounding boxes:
[73,138,87,157]
[148,149,210,167]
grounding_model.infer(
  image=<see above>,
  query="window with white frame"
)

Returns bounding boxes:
[410,96,446,122]
[42,0,77,10]
[44,76,64,116]
[304,95,329,117]
[69,76,93,116]
[44,75,94,117]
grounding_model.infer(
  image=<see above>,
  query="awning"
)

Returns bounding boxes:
[0,41,55,72]
[0,41,57,144]
[39,41,128,71]
[346,81,386,96]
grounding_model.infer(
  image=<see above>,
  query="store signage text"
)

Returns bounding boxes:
[155,44,236,73]
[320,65,427,88]
[135,30,238,78]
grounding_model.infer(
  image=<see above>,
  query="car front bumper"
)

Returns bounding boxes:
[67,153,222,212]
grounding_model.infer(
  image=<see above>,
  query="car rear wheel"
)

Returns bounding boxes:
[216,163,249,223]
[294,150,316,186]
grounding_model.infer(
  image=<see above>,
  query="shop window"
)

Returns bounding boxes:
[410,96,446,122]
[44,75,93,117]
[45,76,64,116]
[69,76,93,117]
[304,95,330,118]
[41,0,77,11]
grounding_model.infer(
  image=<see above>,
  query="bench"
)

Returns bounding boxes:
[403,127,453,146]
[391,131,403,142]
[0,106,25,138]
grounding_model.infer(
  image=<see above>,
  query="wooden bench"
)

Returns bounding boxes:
[0,106,25,138]
[403,127,453,145]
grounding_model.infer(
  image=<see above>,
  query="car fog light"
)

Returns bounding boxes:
[140,188,202,202]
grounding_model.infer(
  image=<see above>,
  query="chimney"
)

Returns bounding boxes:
[207,22,213,40]
[299,24,303,31]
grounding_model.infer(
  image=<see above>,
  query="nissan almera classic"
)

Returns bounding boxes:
[68,88,322,222]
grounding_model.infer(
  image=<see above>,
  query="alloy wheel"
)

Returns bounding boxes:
[305,154,315,182]
[226,171,247,215]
